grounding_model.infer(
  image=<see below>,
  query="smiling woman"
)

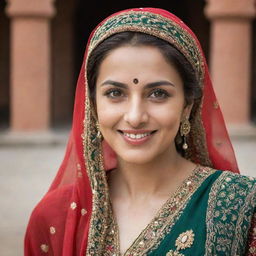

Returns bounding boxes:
[24,8,256,256]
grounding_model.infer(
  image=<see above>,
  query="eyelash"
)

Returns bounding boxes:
[149,88,170,99]
[104,88,124,98]
[103,88,171,100]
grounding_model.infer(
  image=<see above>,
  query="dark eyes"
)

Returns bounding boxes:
[149,88,170,99]
[104,89,124,98]
[103,88,170,100]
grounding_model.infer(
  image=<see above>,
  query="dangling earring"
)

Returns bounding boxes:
[180,118,191,150]
[96,121,102,141]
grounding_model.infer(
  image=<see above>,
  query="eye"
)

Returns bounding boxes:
[149,88,170,100]
[104,88,124,99]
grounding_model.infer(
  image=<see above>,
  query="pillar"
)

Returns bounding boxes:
[205,0,255,125]
[6,0,55,131]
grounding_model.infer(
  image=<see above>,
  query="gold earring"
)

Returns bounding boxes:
[180,119,191,150]
[96,122,102,141]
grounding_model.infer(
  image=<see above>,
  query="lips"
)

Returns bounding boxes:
[118,129,157,145]
[123,132,151,139]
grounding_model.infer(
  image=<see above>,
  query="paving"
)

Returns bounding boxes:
[0,131,255,256]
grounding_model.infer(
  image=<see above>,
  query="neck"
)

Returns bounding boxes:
[109,147,195,200]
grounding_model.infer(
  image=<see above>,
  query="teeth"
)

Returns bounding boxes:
[123,132,150,139]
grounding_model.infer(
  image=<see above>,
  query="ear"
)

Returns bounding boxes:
[182,102,194,120]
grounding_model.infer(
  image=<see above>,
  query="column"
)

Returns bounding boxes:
[6,0,55,131]
[205,0,255,125]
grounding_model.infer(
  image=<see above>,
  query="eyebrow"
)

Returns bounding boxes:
[100,80,175,88]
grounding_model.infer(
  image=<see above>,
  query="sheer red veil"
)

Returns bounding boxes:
[24,7,239,255]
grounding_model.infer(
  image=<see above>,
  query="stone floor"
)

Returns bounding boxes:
[0,133,255,256]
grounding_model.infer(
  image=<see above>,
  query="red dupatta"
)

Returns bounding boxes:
[24,7,239,256]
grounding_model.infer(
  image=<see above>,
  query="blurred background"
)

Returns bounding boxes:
[0,0,256,255]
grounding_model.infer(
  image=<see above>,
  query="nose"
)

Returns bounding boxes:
[123,96,149,128]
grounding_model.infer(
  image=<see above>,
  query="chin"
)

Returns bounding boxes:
[116,149,162,165]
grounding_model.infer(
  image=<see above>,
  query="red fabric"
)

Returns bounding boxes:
[24,8,239,255]
[247,214,256,255]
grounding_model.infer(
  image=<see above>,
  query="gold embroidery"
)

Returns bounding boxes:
[88,11,205,87]
[205,172,256,256]
[49,226,56,235]
[81,208,87,216]
[40,244,49,253]
[175,230,195,250]
[249,247,256,253]
[122,167,214,255]
[82,10,214,255]
[166,251,183,256]
[70,202,77,210]
[213,101,219,109]
[166,230,195,256]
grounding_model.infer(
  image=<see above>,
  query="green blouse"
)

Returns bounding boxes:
[118,167,256,256]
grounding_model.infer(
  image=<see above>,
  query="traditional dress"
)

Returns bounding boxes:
[24,8,256,256]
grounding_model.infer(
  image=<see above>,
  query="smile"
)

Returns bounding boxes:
[118,130,157,145]
[123,132,151,139]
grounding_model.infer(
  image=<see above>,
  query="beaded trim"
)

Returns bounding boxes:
[83,10,213,255]
[205,172,256,255]
[88,11,205,87]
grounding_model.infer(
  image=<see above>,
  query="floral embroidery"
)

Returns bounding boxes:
[70,202,77,210]
[49,226,56,235]
[166,230,195,256]
[83,10,213,255]
[205,172,256,256]
[40,244,49,253]
[247,213,256,255]
[122,167,213,255]
[88,11,204,87]
[81,208,87,216]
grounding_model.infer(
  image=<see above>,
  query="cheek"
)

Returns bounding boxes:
[96,100,121,129]
[150,102,184,130]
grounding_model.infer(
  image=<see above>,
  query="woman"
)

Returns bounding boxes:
[24,8,256,255]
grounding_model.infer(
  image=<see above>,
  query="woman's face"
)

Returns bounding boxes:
[95,45,191,164]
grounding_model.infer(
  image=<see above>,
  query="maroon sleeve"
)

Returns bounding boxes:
[247,214,256,256]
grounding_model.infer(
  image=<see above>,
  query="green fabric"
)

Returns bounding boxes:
[148,171,256,256]
[205,172,256,255]
[148,171,222,256]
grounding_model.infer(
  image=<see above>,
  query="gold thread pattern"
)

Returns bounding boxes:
[205,172,256,255]
[115,167,214,255]
[166,230,195,256]
[49,226,56,235]
[40,244,49,253]
[70,202,77,210]
[82,10,214,255]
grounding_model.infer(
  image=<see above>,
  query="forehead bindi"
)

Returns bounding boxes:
[133,78,139,84]
[96,46,183,91]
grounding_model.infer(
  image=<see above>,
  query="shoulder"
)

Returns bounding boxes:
[205,171,256,254]
[205,171,256,255]
[213,170,256,194]
[207,170,256,220]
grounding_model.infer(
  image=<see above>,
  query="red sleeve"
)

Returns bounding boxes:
[24,185,74,256]
[24,207,54,256]
[247,214,256,256]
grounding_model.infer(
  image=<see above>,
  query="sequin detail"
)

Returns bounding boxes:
[81,208,87,216]
[205,172,256,255]
[70,202,77,210]
[166,230,195,256]
[40,244,49,253]
[50,226,56,235]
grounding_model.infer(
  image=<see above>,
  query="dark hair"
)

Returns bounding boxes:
[87,32,202,105]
